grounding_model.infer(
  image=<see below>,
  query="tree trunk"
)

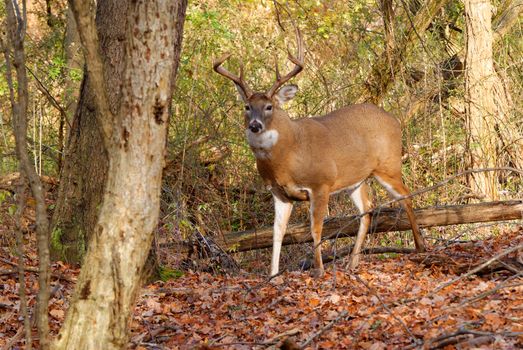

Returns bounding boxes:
[379,0,395,64]
[359,0,449,104]
[57,6,84,171]
[464,0,499,199]
[50,0,127,263]
[53,0,187,349]
[4,0,51,347]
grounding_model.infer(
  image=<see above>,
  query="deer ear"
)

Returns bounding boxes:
[275,85,298,105]
[235,83,249,103]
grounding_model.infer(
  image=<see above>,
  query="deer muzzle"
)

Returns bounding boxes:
[248,120,263,133]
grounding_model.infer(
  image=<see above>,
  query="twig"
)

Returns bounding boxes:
[427,327,523,349]
[450,271,523,309]
[0,257,20,267]
[2,284,61,350]
[12,170,32,349]
[0,257,75,283]
[25,65,71,129]
[264,328,301,347]
[300,310,348,348]
[2,320,32,350]
[353,274,421,345]
[0,267,75,283]
[430,243,523,295]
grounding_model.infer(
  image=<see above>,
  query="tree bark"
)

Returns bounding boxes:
[380,0,395,61]
[50,0,128,263]
[490,0,523,172]
[403,0,523,174]
[221,200,523,252]
[57,6,84,171]
[359,0,449,104]
[493,0,523,42]
[53,0,187,349]
[464,0,499,199]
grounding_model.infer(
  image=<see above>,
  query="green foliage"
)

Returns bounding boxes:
[162,0,523,251]
[48,56,66,80]
[0,190,12,206]
[68,67,83,82]
[51,226,64,256]
[8,204,16,216]
[158,266,184,281]
[1,0,521,272]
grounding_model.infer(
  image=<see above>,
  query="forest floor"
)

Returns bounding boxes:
[0,215,522,349]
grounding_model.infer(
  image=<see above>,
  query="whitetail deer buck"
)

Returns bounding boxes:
[214,30,426,277]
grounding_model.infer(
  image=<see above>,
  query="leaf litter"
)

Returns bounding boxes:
[0,225,521,349]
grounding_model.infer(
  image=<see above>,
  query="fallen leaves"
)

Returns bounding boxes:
[0,227,522,349]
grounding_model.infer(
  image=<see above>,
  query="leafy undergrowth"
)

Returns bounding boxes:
[1,226,522,349]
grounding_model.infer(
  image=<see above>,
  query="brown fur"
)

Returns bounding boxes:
[245,94,425,276]
[214,51,425,276]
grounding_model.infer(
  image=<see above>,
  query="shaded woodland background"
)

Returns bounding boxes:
[1,0,521,269]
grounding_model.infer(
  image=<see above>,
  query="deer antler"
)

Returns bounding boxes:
[213,53,253,99]
[266,28,304,97]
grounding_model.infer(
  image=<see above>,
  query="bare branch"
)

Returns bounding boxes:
[266,27,304,97]
[431,244,523,295]
[301,310,349,348]
[13,172,32,350]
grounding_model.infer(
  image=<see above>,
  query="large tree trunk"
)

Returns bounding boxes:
[50,76,109,262]
[50,0,127,263]
[464,0,499,199]
[53,0,187,349]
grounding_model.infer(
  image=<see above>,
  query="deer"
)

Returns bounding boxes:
[213,30,426,278]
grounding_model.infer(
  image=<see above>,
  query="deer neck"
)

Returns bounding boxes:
[247,111,295,160]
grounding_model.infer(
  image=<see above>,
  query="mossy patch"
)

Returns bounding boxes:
[158,266,184,281]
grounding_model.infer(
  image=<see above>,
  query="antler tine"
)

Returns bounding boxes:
[213,53,253,98]
[274,57,281,81]
[266,28,304,97]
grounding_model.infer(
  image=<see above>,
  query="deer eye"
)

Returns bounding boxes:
[265,105,273,111]
[244,105,250,111]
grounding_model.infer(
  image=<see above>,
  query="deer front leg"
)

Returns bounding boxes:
[310,188,329,278]
[347,183,372,269]
[271,194,293,276]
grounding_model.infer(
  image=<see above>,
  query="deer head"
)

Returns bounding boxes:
[213,29,304,134]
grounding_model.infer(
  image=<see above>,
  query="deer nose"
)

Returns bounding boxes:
[249,120,263,133]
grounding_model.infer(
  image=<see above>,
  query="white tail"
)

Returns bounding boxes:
[214,30,425,277]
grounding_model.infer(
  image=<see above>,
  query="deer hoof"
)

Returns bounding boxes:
[346,255,360,270]
[311,268,325,278]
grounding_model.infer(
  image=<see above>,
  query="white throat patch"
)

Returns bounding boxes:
[246,129,279,159]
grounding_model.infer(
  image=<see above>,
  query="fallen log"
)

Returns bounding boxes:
[221,200,523,252]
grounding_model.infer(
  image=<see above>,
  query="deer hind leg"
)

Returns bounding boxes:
[347,182,372,269]
[271,194,293,276]
[374,173,426,252]
[309,188,329,278]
